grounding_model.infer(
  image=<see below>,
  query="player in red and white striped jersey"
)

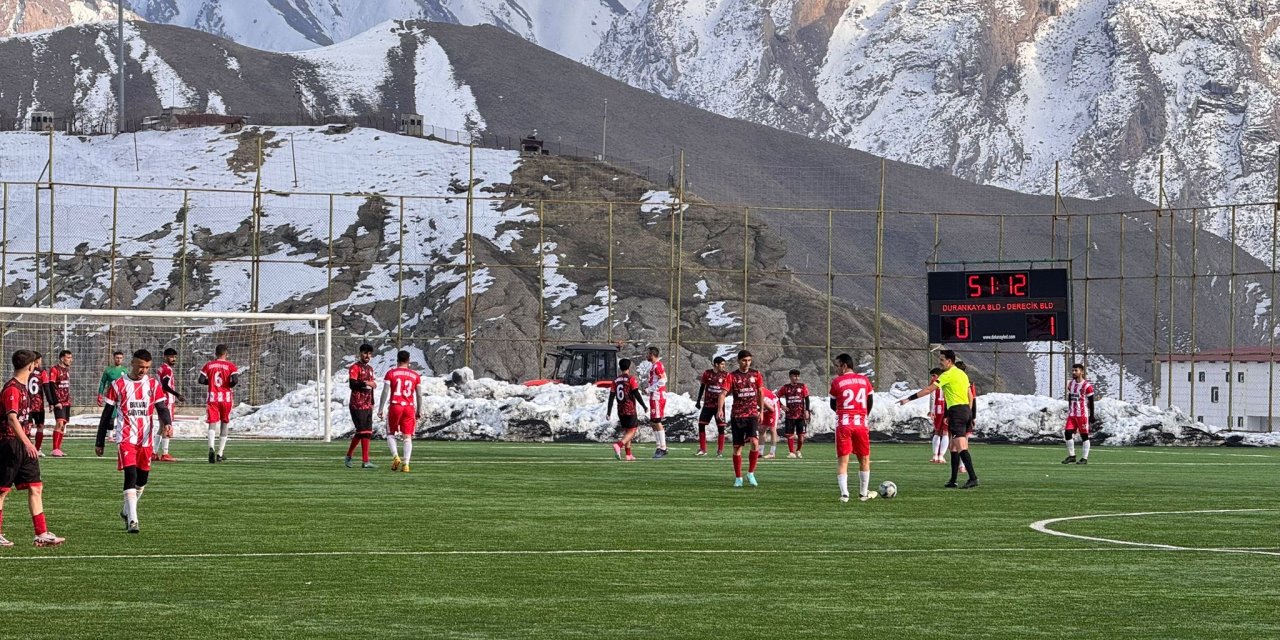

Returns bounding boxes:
[94,349,172,534]
[154,348,185,463]
[759,386,780,459]
[645,347,670,459]
[1063,363,1097,465]
[379,350,422,473]
[927,368,948,463]
[198,345,239,464]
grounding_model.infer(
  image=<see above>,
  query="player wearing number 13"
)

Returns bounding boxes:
[198,345,239,464]
[830,353,875,503]
[94,350,172,534]
[380,351,422,473]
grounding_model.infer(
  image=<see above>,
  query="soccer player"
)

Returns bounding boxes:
[608,358,647,461]
[900,350,978,489]
[1062,363,1097,465]
[345,344,376,469]
[777,369,810,458]
[927,368,948,463]
[43,349,73,458]
[94,349,172,534]
[645,346,669,459]
[830,353,875,502]
[0,349,66,547]
[760,386,780,459]
[28,353,47,457]
[379,350,423,473]
[693,356,729,457]
[154,348,185,463]
[718,350,763,487]
[97,350,128,407]
[198,345,239,464]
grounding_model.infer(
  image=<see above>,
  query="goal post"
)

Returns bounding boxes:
[0,307,334,441]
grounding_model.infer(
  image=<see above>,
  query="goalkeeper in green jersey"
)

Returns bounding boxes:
[97,351,128,407]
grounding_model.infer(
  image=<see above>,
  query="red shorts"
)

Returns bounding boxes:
[836,425,870,458]
[1065,415,1090,437]
[206,402,233,424]
[118,443,153,471]
[932,417,948,436]
[388,404,417,436]
[649,392,666,420]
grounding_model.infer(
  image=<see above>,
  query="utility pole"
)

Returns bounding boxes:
[117,1,125,133]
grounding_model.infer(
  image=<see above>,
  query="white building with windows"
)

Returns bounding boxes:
[1153,348,1280,432]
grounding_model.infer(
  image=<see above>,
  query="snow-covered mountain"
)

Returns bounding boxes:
[2,0,636,59]
[591,0,1280,259]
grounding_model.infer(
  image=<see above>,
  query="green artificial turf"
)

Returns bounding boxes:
[1,441,1277,639]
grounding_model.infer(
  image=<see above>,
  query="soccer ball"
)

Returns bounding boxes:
[877,481,898,499]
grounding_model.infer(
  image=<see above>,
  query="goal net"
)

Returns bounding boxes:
[0,308,333,440]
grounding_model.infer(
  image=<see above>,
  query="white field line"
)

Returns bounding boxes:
[1030,509,1280,557]
[45,457,880,464]
[0,546,1248,563]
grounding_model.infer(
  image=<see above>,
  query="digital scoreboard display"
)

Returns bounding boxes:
[927,269,1071,343]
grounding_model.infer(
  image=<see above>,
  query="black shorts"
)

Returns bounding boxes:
[730,416,759,447]
[350,408,373,433]
[697,406,723,427]
[53,406,71,422]
[618,414,639,431]
[783,418,807,435]
[946,405,972,438]
[0,439,42,490]
[30,411,45,427]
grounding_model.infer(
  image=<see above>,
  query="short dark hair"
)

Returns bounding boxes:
[955,360,968,372]
[648,346,660,356]
[834,353,854,369]
[737,350,752,360]
[360,343,374,354]
[58,350,72,358]
[1072,363,1085,371]
[619,358,632,372]
[215,344,228,357]
[789,369,801,376]
[397,350,410,363]
[930,367,943,376]
[939,349,957,363]
[113,350,124,357]
[133,349,153,362]
[712,356,726,365]
[163,348,178,357]
[12,349,37,371]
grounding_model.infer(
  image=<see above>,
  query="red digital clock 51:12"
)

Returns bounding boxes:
[967,272,1028,299]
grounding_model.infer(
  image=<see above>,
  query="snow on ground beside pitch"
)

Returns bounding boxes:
[228,368,1277,446]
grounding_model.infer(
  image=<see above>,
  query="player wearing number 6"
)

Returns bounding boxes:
[379,351,422,473]
[830,353,875,503]
[198,345,239,464]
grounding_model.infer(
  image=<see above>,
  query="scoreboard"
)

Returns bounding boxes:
[927,268,1071,343]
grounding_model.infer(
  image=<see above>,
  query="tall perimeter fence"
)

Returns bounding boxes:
[0,130,1276,432]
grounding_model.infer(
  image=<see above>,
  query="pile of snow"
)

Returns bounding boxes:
[228,369,1280,447]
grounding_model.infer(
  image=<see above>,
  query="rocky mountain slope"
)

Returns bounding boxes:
[0,20,1272,397]
[591,0,1280,261]
[2,0,635,58]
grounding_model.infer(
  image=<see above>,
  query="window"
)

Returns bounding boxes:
[1187,372,1193,382]
[1197,416,1203,423]
[1239,372,1245,383]
[1211,387,1220,403]
[1238,417,1244,429]
[1225,372,1231,382]
[1198,371,1206,382]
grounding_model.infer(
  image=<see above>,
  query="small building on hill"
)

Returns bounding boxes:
[1153,348,1280,432]
[142,107,246,131]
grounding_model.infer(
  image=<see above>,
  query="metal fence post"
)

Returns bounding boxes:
[1228,206,1237,430]
[826,209,833,382]
[464,144,475,369]
[672,150,686,388]
[538,200,546,379]
[109,187,119,308]
[873,159,885,389]
[607,202,614,342]
[742,206,750,347]
[1189,209,1198,422]
[1118,213,1126,401]
[397,196,406,347]
[1,182,7,307]
[327,194,334,316]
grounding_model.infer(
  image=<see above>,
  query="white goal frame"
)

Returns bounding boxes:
[0,307,334,441]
